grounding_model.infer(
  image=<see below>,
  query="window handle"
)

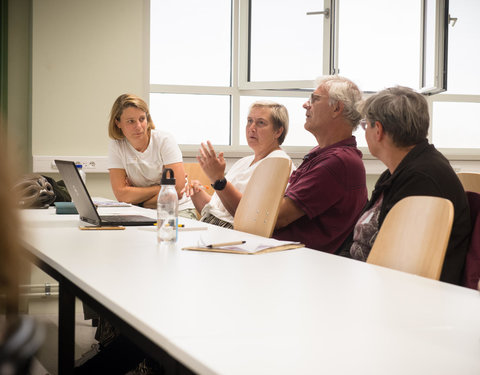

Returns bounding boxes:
[306,9,330,18]
[448,14,458,27]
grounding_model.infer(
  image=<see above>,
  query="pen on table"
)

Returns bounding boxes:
[153,223,185,227]
[206,240,246,248]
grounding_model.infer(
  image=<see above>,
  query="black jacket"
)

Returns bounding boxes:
[347,139,471,285]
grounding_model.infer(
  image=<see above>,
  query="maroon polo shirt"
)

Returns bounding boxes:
[273,136,367,253]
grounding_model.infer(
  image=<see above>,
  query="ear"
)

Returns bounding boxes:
[115,119,121,128]
[274,127,284,140]
[374,121,384,141]
[331,101,344,118]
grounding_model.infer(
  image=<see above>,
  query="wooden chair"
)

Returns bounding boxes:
[233,157,291,238]
[457,172,480,194]
[367,196,454,280]
[183,162,214,196]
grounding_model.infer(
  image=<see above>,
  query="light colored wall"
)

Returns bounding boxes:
[29,0,149,198]
[31,0,148,155]
[7,0,31,174]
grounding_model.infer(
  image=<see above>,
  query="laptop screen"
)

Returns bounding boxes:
[54,160,102,225]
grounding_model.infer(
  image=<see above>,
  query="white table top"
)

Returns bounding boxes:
[20,205,480,375]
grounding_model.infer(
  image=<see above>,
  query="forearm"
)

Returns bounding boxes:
[190,190,212,214]
[142,194,160,209]
[216,182,243,217]
[275,197,305,229]
[113,185,160,205]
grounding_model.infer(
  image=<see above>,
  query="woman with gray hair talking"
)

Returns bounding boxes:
[183,100,293,228]
[347,86,470,285]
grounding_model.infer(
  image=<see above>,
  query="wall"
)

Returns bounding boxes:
[29,0,148,198]
[7,0,30,174]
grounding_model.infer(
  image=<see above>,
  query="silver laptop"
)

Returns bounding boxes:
[55,160,156,226]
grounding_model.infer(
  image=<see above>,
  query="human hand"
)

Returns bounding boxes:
[197,140,226,182]
[182,179,208,197]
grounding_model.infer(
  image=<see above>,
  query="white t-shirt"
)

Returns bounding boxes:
[108,129,193,210]
[201,149,293,224]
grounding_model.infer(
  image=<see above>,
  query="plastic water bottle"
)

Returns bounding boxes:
[157,168,178,242]
[76,164,86,184]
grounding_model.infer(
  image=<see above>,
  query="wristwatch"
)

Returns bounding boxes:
[211,177,227,191]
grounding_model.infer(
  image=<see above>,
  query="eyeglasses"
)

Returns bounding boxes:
[307,93,322,106]
[359,119,375,131]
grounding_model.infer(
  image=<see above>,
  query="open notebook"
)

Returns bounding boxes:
[182,232,304,255]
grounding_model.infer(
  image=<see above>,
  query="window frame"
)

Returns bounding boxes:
[149,0,470,163]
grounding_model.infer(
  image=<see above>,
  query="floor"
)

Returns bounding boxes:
[29,312,97,375]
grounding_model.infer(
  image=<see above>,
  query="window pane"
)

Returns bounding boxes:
[249,0,324,82]
[432,102,480,148]
[446,0,480,94]
[352,128,368,148]
[239,96,316,147]
[423,0,437,89]
[149,94,230,145]
[150,0,231,86]
[338,0,421,91]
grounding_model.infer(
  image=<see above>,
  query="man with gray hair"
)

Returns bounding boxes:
[274,75,367,254]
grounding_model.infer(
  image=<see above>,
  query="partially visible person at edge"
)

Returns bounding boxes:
[342,86,470,285]
[0,149,21,316]
[273,75,368,253]
[183,101,294,228]
[107,93,196,218]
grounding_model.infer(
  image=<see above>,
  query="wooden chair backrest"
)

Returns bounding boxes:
[367,196,454,280]
[457,172,480,194]
[234,157,291,238]
[183,162,214,196]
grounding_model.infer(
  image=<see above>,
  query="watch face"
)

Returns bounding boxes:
[213,178,227,191]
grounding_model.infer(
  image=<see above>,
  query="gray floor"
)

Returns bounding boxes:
[30,312,97,375]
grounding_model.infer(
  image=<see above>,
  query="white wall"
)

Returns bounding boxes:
[31,0,148,155]
[30,0,149,197]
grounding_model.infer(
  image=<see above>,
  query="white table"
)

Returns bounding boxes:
[20,205,480,375]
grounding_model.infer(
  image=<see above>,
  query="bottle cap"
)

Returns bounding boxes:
[75,164,82,169]
[161,168,175,185]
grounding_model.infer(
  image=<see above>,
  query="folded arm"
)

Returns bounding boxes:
[109,162,186,209]
[109,168,160,206]
[275,196,305,229]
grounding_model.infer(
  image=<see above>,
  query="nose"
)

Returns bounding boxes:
[303,101,311,109]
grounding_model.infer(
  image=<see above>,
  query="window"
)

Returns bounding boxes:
[431,0,480,151]
[338,0,421,92]
[150,0,231,86]
[248,0,324,86]
[150,0,451,155]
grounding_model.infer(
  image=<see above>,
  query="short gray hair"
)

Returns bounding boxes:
[359,86,429,147]
[249,100,289,145]
[315,76,363,129]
